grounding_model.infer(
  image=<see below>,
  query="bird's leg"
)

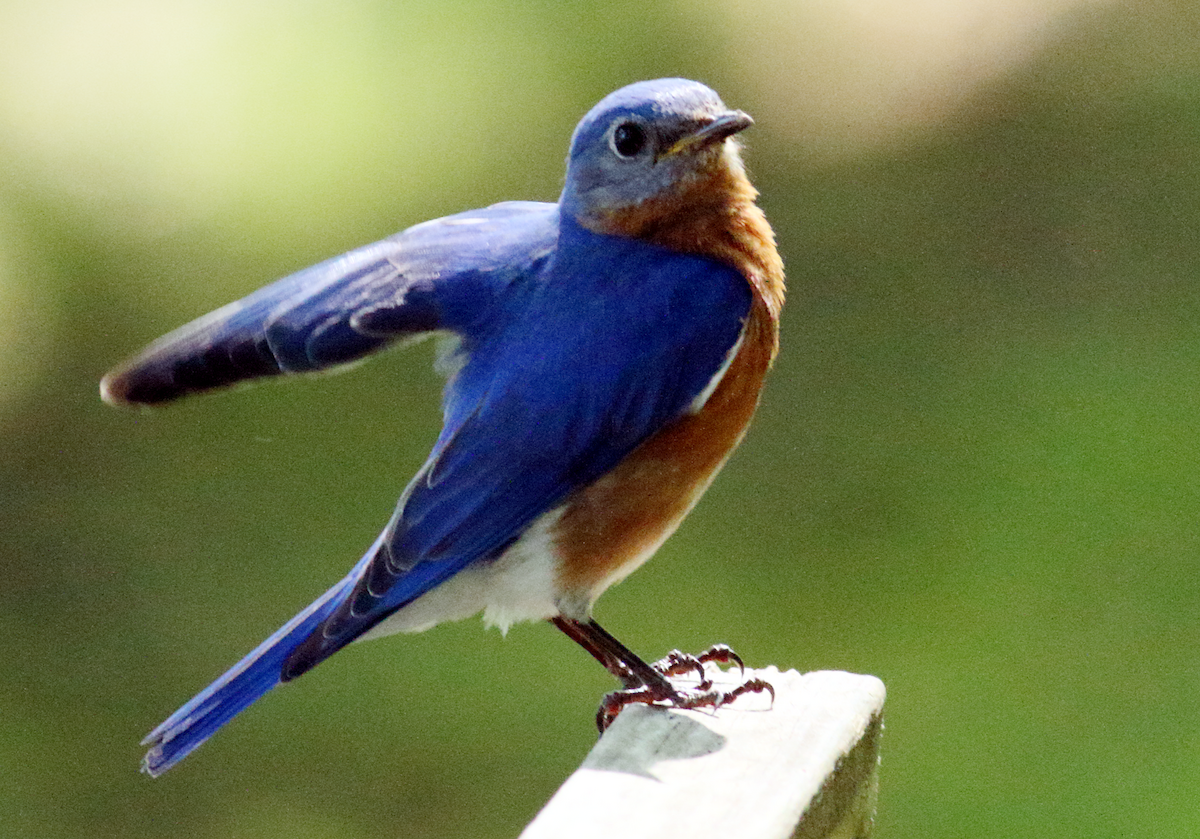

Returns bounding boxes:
[550,617,775,731]
[550,616,679,693]
[550,617,688,730]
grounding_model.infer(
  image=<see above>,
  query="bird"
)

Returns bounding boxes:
[102,78,786,776]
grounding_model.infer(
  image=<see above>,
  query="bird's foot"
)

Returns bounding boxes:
[596,646,774,731]
[652,644,746,689]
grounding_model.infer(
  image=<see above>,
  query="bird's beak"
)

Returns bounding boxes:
[663,109,754,158]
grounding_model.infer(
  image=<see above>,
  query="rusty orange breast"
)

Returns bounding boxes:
[553,158,785,604]
[552,297,778,601]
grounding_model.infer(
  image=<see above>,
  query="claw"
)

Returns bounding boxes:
[595,644,773,732]
[693,643,745,676]
[652,650,709,684]
[721,677,774,706]
[597,685,680,731]
[650,644,745,690]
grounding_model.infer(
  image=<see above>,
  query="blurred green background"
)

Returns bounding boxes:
[3,0,1199,836]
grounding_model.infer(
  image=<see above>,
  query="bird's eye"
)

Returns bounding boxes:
[610,121,647,159]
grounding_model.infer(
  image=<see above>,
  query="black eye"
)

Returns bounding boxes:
[610,121,647,158]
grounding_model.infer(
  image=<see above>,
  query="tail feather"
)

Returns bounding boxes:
[140,540,379,776]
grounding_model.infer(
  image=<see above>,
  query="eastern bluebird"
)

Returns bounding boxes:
[103,78,786,776]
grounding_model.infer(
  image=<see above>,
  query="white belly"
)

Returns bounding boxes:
[358,506,566,639]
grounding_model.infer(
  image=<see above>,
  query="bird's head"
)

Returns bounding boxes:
[560,79,755,237]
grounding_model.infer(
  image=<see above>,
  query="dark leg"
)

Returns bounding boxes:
[550,616,679,695]
[549,616,775,731]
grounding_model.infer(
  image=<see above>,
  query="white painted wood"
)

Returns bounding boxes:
[520,668,885,839]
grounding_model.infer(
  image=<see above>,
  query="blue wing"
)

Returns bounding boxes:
[284,215,753,673]
[136,212,751,775]
[103,201,557,405]
[134,202,558,775]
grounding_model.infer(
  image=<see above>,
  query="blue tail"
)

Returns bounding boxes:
[140,539,380,776]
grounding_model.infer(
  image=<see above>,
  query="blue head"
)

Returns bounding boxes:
[560,79,754,233]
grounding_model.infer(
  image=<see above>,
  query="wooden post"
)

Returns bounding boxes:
[521,668,885,839]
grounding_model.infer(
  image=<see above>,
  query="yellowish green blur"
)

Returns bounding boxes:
[3,1,1198,837]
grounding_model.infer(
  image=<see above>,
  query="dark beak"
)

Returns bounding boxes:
[664,109,754,157]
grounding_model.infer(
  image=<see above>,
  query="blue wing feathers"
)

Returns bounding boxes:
[103,203,559,405]
[102,243,399,404]
[136,204,751,774]
[280,547,480,681]
[141,526,486,775]
[374,215,752,580]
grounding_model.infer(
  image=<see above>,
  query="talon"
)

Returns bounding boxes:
[597,685,677,732]
[652,650,708,683]
[651,644,746,687]
[590,638,771,731]
[694,643,745,676]
[595,675,774,732]
[719,677,775,708]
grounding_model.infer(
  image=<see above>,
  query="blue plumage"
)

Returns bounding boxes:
[107,78,782,776]
[126,199,749,775]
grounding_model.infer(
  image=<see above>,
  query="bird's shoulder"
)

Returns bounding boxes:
[386,215,756,572]
[386,201,558,276]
